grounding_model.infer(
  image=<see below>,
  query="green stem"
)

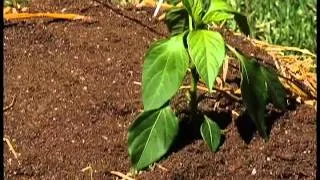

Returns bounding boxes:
[188,15,193,31]
[189,67,199,121]
[188,15,197,121]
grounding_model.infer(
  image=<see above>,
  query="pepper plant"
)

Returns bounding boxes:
[128,0,287,170]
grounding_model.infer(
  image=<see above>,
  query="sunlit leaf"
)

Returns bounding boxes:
[202,0,250,35]
[204,11,234,22]
[200,115,221,152]
[143,34,189,111]
[182,0,203,25]
[202,0,234,23]
[187,30,225,91]
[128,106,179,170]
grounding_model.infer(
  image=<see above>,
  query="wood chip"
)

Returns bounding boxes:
[81,165,93,180]
[110,171,135,180]
[3,137,21,165]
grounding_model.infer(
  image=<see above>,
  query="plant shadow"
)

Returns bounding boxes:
[165,113,202,156]
[164,110,231,158]
[235,106,286,144]
[203,110,233,130]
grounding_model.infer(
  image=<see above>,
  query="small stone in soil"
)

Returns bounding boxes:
[251,168,257,175]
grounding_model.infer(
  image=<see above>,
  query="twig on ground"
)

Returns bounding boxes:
[180,85,209,92]
[3,137,21,165]
[213,87,242,102]
[221,127,232,134]
[81,165,94,180]
[101,135,108,141]
[110,171,135,180]
[4,12,94,22]
[92,0,166,37]
[4,94,17,112]
[157,164,168,171]
[231,110,240,117]
[133,81,142,86]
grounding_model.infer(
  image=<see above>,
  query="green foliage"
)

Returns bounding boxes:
[4,0,29,7]
[165,7,189,35]
[182,0,204,26]
[187,30,225,91]
[142,34,189,111]
[229,48,286,139]
[128,105,179,170]
[202,0,235,23]
[240,59,270,139]
[202,0,250,35]
[200,116,221,152]
[227,0,316,52]
[128,0,287,171]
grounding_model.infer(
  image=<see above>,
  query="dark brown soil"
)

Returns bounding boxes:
[4,1,316,179]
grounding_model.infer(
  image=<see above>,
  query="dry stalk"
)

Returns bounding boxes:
[4,94,17,112]
[253,39,317,105]
[110,171,135,180]
[81,166,94,180]
[3,137,21,165]
[4,12,93,22]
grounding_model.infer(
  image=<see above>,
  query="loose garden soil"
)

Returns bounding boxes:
[4,0,316,179]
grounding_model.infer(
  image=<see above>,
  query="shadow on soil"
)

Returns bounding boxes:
[163,110,231,158]
[235,99,297,144]
[162,97,297,160]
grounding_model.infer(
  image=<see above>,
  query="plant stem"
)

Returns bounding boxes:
[188,15,193,31]
[189,67,199,121]
[187,15,198,121]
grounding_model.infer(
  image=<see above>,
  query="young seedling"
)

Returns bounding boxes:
[128,0,287,171]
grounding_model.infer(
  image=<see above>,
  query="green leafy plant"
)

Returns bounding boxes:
[4,0,29,8]
[128,0,287,171]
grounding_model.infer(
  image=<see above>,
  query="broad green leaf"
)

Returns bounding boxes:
[165,7,189,35]
[128,106,179,170]
[187,30,225,91]
[143,34,189,111]
[200,116,221,152]
[261,67,287,111]
[228,45,286,132]
[206,0,234,12]
[240,56,287,140]
[241,58,269,139]
[202,0,250,35]
[204,11,234,23]
[202,0,234,23]
[182,0,203,25]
